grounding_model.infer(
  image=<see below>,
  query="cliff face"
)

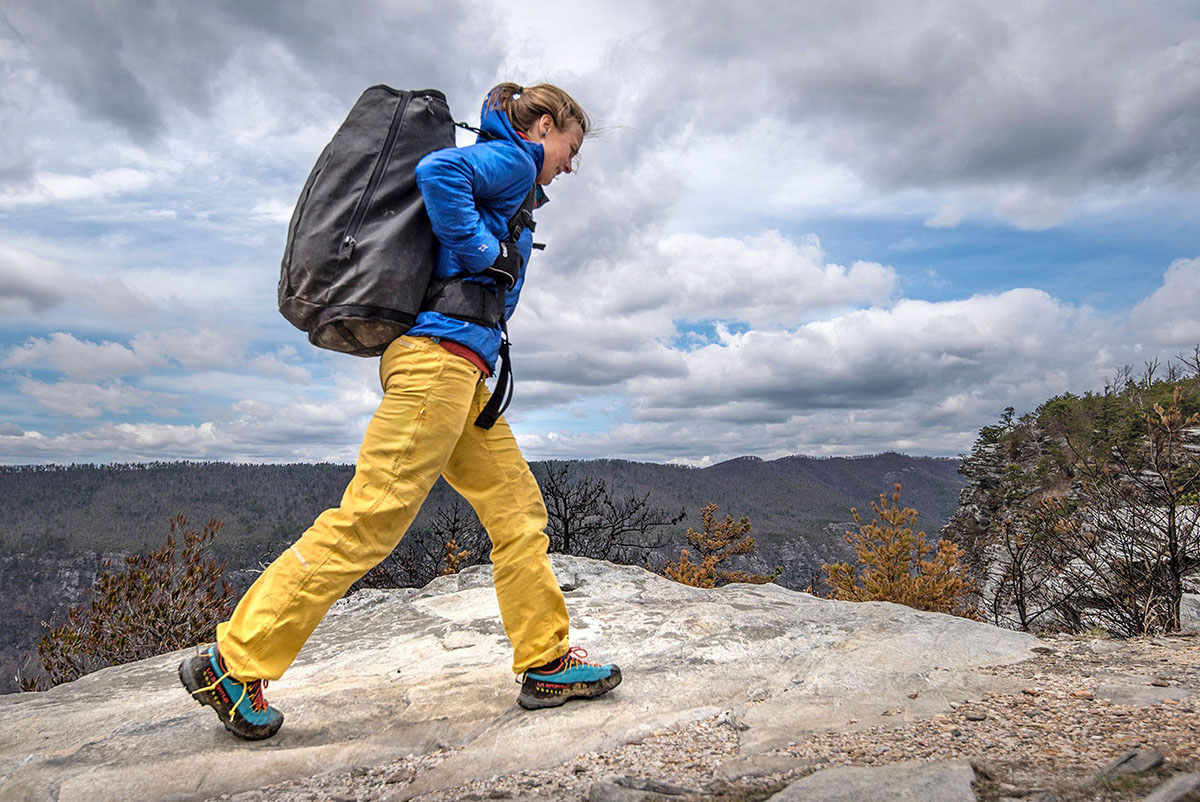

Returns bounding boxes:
[941,400,1200,634]
[0,552,121,693]
[0,555,1038,802]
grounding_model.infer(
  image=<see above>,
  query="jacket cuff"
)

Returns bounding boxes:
[464,237,501,271]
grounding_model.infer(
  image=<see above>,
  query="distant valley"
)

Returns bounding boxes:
[0,453,965,693]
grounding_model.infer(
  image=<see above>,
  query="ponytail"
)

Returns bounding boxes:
[486,82,591,137]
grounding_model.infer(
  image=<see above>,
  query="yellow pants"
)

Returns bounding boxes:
[216,336,570,680]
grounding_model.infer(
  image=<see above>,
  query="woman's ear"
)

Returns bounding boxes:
[539,114,554,138]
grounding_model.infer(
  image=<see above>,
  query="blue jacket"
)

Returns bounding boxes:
[408,96,544,371]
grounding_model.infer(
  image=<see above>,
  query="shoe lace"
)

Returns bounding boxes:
[561,646,597,670]
[518,646,599,683]
[191,645,271,713]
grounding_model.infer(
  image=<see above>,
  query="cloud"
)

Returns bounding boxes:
[245,348,312,384]
[513,231,898,400]
[601,1,1200,228]
[0,423,23,436]
[0,244,68,313]
[0,377,379,463]
[0,168,159,206]
[508,285,1123,464]
[16,377,163,419]
[1,0,506,158]
[3,333,149,381]
[637,289,1106,415]
[0,241,158,322]
[925,204,964,229]
[129,329,248,372]
[1130,257,1200,348]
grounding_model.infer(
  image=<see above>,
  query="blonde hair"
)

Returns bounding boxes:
[486,82,591,137]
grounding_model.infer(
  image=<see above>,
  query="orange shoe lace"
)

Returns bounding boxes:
[561,646,598,670]
[522,646,598,680]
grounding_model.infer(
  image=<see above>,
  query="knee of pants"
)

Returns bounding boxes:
[490,526,552,563]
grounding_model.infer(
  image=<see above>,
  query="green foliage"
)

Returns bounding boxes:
[23,514,235,690]
[949,357,1200,636]
[823,484,975,616]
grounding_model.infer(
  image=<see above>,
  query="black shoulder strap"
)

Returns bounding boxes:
[507,185,537,242]
[474,320,513,429]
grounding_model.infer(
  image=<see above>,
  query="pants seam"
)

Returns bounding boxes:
[233,352,454,675]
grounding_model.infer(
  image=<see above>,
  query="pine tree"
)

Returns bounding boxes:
[823,485,974,616]
[660,503,779,588]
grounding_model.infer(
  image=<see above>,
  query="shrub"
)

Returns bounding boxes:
[24,514,235,689]
[823,484,974,616]
[660,503,779,588]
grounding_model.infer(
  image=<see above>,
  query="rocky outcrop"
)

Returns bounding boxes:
[0,556,1040,802]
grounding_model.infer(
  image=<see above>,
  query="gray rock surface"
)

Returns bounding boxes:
[1182,594,1200,631]
[587,775,697,801]
[765,759,978,801]
[1089,747,1165,782]
[1144,772,1200,802]
[0,556,1037,802]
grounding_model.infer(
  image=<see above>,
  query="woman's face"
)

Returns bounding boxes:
[530,115,584,185]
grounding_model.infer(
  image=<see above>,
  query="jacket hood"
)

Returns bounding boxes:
[478,91,545,175]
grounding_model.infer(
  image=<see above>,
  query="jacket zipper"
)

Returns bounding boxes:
[339,92,412,261]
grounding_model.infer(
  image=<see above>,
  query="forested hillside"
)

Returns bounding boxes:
[944,368,1200,635]
[0,454,964,693]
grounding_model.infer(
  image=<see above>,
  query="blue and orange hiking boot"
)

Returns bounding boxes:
[517,646,622,710]
[178,644,283,740]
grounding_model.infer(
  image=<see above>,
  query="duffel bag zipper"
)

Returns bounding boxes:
[339,92,412,261]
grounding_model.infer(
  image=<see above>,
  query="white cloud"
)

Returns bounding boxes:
[1130,257,1200,348]
[17,377,163,419]
[130,329,248,372]
[925,204,964,229]
[992,186,1070,230]
[0,168,160,206]
[3,333,149,381]
[245,348,312,384]
[509,286,1121,463]
[512,231,899,401]
[0,387,376,463]
[0,244,69,314]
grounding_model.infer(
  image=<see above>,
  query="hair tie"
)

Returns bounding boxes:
[515,86,524,95]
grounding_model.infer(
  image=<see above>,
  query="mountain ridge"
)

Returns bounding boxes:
[0,453,965,694]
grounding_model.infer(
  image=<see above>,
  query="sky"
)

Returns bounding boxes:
[1,0,1199,467]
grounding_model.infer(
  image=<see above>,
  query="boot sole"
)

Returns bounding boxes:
[517,666,622,710]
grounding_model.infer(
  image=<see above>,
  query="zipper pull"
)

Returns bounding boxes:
[340,235,356,259]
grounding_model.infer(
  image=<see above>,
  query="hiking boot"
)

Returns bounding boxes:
[517,646,622,710]
[178,644,283,740]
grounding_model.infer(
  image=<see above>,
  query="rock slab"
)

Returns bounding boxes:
[0,556,1037,802]
[766,759,979,801]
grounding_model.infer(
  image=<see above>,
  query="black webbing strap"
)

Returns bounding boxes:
[474,321,513,429]
[424,279,505,327]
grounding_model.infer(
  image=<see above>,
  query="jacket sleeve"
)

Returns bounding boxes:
[415,143,535,273]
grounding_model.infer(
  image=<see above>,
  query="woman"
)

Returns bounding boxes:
[180,83,620,740]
